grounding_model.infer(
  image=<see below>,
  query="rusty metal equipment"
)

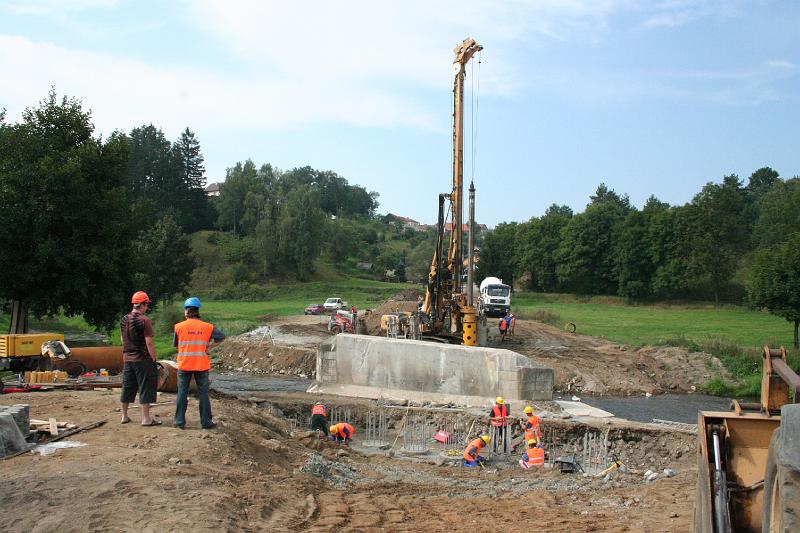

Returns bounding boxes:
[694,346,800,532]
[55,346,124,375]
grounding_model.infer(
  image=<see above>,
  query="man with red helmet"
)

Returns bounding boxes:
[119,291,160,426]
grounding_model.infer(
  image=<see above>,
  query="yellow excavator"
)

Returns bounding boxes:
[1,300,64,373]
[694,346,799,532]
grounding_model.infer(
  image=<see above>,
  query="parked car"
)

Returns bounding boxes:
[323,297,348,311]
[304,303,325,315]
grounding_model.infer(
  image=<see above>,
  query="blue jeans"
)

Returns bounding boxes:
[174,370,212,428]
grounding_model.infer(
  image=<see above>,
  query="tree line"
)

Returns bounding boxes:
[479,168,800,345]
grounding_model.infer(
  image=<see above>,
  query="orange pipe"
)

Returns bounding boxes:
[56,346,124,373]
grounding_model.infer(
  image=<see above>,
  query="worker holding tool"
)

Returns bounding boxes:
[519,438,545,469]
[521,406,542,443]
[489,396,510,453]
[120,291,160,427]
[311,401,329,435]
[173,297,225,430]
[463,434,491,467]
[329,422,355,444]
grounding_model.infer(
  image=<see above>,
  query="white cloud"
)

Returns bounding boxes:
[0,34,436,137]
[0,0,117,15]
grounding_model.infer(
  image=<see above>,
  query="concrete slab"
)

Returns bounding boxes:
[555,401,614,418]
[312,334,553,403]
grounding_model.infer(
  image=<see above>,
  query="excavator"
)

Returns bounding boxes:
[694,346,799,532]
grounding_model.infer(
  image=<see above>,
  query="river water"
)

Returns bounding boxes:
[209,373,737,424]
[580,393,736,424]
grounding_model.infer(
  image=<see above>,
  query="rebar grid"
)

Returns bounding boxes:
[489,424,512,456]
[363,408,389,447]
[581,430,608,476]
[436,415,469,457]
[329,406,351,425]
[401,413,430,454]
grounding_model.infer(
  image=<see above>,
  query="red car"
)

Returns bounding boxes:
[304,303,326,315]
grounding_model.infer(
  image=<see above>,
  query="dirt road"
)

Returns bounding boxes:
[2,390,695,532]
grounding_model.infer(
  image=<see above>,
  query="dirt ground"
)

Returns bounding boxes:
[1,390,695,533]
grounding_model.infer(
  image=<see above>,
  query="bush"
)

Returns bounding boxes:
[151,304,185,336]
[517,309,562,327]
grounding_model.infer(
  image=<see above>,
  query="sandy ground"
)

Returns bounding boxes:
[1,390,696,533]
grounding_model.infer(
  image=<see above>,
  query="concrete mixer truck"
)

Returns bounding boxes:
[478,277,511,318]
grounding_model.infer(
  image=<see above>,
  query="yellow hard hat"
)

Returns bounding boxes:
[329,425,337,434]
[481,434,491,444]
[527,438,537,446]
[495,397,504,405]
[524,406,533,415]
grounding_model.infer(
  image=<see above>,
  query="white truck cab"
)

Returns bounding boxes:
[323,297,347,311]
[478,277,511,317]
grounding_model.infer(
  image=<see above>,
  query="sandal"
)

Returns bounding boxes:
[141,419,163,427]
[120,417,131,424]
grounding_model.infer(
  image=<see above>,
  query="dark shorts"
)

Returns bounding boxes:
[120,360,158,404]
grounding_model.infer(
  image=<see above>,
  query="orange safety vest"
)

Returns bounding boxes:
[332,422,355,439]
[463,438,484,461]
[491,404,509,427]
[523,415,542,442]
[174,319,214,371]
[311,404,327,416]
[499,319,508,331]
[522,446,545,467]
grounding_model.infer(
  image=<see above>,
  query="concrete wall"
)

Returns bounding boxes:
[310,334,553,404]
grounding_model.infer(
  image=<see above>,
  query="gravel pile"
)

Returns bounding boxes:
[301,453,357,488]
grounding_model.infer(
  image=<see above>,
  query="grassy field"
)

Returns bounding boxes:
[0,279,417,360]
[513,292,800,397]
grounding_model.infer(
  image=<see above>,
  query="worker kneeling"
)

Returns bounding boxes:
[463,434,490,467]
[329,422,355,445]
[519,438,545,469]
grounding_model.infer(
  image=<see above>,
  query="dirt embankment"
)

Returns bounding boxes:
[1,390,696,533]
[494,319,730,396]
[211,317,329,378]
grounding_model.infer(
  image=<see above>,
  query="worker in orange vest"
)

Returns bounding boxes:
[173,297,225,429]
[489,396,510,453]
[311,402,329,435]
[519,437,545,469]
[329,422,355,444]
[498,316,509,340]
[521,406,542,443]
[463,434,491,467]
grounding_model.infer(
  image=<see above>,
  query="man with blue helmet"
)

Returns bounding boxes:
[173,296,225,429]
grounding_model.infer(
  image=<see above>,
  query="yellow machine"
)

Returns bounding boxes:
[694,346,799,532]
[0,333,65,372]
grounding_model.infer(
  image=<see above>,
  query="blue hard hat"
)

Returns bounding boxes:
[184,297,202,309]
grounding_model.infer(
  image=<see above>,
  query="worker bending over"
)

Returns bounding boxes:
[521,406,542,443]
[519,438,545,469]
[463,434,491,467]
[311,402,329,435]
[329,422,355,444]
[490,396,510,453]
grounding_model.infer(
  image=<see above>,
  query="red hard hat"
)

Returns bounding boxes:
[131,291,151,304]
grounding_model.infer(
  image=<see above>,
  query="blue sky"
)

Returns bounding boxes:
[1,0,798,226]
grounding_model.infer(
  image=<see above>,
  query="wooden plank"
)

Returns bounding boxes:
[48,418,58,436]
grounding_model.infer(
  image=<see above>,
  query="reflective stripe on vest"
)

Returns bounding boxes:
[311,405,326,416]
[491,404,508,427]
[174,319,214,371]
[463,438,483,461]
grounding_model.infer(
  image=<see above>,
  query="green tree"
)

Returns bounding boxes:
[557,184,631,294]
[516,204,572,292]
[133,215,194,305]
[171,127,210,231]
[753,178,800,248]
[748,234,800,347]
[0,90,133,329]
[687,175,750,305]
[478,222,518,285]
[216,160,259,234]
[278,186,326,280]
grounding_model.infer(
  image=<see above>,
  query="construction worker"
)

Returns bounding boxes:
[329,422,355,444]
[508,312,517,337]
[489,396,510,453]
[463,434,491,467]
[519,437,545,469]
[311,401,329,435]
[498,316,509,340]
[173,297,225,429]
[521,406,542,443]
[120,291,159,426]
